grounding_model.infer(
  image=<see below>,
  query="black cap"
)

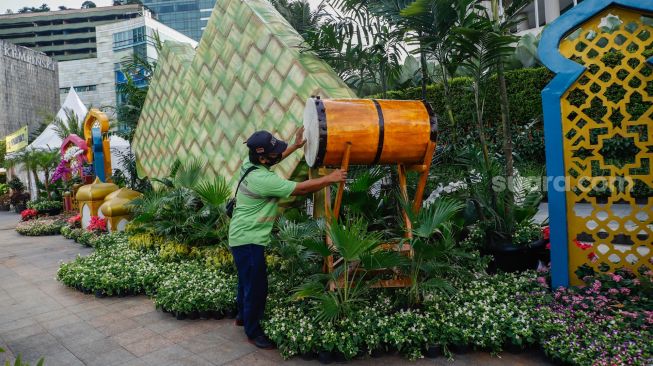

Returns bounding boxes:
[245,131,287,155]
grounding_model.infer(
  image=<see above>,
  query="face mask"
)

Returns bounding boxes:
[262,154,281,167]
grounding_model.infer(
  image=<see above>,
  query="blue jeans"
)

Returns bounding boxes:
[230,244,268,339]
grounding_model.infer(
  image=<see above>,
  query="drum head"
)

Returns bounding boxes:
[303,98,320,167]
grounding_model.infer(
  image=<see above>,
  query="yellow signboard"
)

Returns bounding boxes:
[5,126,28,153]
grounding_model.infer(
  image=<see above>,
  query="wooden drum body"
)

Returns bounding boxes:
[303,97,437,167]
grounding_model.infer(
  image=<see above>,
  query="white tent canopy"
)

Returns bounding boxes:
[15,87,132,199]
[27,87,88,152]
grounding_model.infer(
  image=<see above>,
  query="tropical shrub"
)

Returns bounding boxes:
[128,159,231,247]
[16,217,66,236]
[27,200,62,213]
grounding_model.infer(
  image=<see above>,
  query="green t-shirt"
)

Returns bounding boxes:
[228,161,297,247]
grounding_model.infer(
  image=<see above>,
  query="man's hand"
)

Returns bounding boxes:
[293,126,306,148]
[326,169,347,183]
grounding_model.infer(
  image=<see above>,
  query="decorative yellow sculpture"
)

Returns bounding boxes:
[76,177,118,228]
[99,188,142,232]
[83,109,112,182]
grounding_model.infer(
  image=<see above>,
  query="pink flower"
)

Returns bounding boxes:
[633,279,640,286]
[542,226,550,240]
[620,288,630,295]
[608,288,619,295]
[611,274,623,282]
[537,277,548,287]
[87,216,107,232]
[592,280,602,292]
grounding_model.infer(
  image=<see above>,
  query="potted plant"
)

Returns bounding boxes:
[459,148,547,272]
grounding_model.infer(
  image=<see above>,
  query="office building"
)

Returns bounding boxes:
[141,0,216,41]
[0,40,59,137]
[0,5,146,62]
[0,6,196,112]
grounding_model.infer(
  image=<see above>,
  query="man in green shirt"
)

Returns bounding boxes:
[228,128,346,349]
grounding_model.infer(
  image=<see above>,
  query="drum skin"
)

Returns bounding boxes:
[303,98,436,167]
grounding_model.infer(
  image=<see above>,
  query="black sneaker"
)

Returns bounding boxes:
[248,335,275,350]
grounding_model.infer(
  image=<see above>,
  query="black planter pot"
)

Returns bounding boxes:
[82,288,92,295]
[485,238,549,273]
[188,311,199,320]
[504,343,525,354]
[176,312,187,320]
[199,310,211,319]
[450,344,471,354]
[317,351,333,364]
[225,309,237,319]
[300,351,315,360]
[424,345,441,358]
[212,310,224,320]
[43,208,62,216]
[95,290,107,298]
[370,348,384,358]
[332,351,347,363]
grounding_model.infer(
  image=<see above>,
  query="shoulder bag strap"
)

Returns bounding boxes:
[233,166,258,198]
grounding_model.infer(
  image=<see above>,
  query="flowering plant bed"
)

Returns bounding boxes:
[16,216,67,236]
[536,265,653,366]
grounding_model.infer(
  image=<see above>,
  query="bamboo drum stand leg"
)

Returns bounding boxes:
[332,142,352,220]
[325,142,352,277]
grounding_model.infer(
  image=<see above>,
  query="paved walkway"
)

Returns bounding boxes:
[0,211,552,366]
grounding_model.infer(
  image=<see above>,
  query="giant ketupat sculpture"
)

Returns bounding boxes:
[131,0,356,184]
[539,0,653,287]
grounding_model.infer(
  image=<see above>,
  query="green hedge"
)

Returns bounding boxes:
[376,67,554,141]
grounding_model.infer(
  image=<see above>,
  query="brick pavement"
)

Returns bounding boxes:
[0,211,552,366]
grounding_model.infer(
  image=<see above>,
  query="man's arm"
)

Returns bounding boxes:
[291,169,347,196]
[281,126,306,161]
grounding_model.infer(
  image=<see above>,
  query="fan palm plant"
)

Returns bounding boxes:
[400,197,482,305]
[273,217,324,278]
[293,215,404,322]
[129,158,231,246]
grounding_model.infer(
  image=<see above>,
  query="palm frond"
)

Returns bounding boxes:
[193,176,231,207]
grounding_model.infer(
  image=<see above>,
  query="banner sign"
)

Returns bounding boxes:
[5,126,28,153]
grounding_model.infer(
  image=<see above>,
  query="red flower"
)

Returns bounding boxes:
[546,242,551,250]
[20,209,39,221]
[87,216,107,232]
[542,226,550,240]
[574,239,593,250]
[67,214,81,225]
[587,252,598,262]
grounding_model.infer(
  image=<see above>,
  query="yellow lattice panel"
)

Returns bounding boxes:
[559,7,653,283]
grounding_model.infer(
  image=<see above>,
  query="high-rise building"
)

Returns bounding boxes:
[141,0,216,41]
[0,5,146,61]
[0,6,196,113]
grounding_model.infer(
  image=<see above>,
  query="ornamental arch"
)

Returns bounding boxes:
[539,0,653,287]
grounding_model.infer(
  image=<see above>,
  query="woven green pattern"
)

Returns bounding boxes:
[132,0,355,185]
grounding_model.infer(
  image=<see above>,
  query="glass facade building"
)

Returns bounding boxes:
[141,0,216,41]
